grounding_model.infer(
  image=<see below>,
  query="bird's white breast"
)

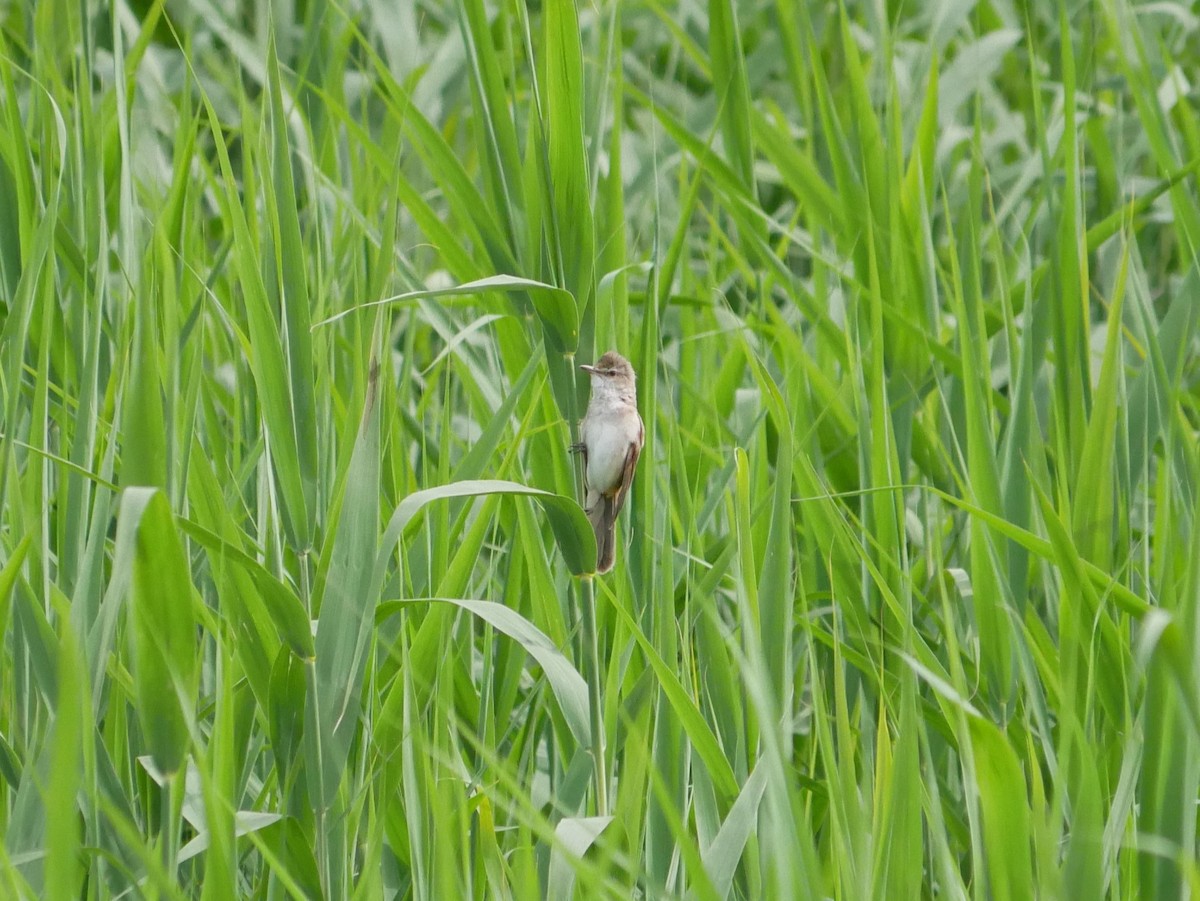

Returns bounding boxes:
[583,406,640,493]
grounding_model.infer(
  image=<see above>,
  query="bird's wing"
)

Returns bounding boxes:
[608,419,644,519]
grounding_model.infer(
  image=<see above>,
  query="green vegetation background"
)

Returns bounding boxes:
[2,0,1199,898]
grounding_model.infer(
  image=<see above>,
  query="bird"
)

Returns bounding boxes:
[570,351,645,573]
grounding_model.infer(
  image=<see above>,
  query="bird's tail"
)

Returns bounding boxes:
[588,495,617,573]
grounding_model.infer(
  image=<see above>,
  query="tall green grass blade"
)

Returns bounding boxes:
[969,715,1034,901]
[44,592,84,901]
[123,488,198,776]
[707,0,755,197]
[306,360,380,819]
[541,0,594,314]
[265,35,319,530]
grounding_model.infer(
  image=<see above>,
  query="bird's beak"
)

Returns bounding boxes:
[579,364,597,374]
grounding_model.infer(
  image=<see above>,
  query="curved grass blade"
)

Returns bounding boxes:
[377,597,591,748]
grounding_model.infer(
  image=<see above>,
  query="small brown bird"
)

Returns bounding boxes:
[570,351,644,573]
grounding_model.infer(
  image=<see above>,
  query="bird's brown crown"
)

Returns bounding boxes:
[593,351,635,381]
